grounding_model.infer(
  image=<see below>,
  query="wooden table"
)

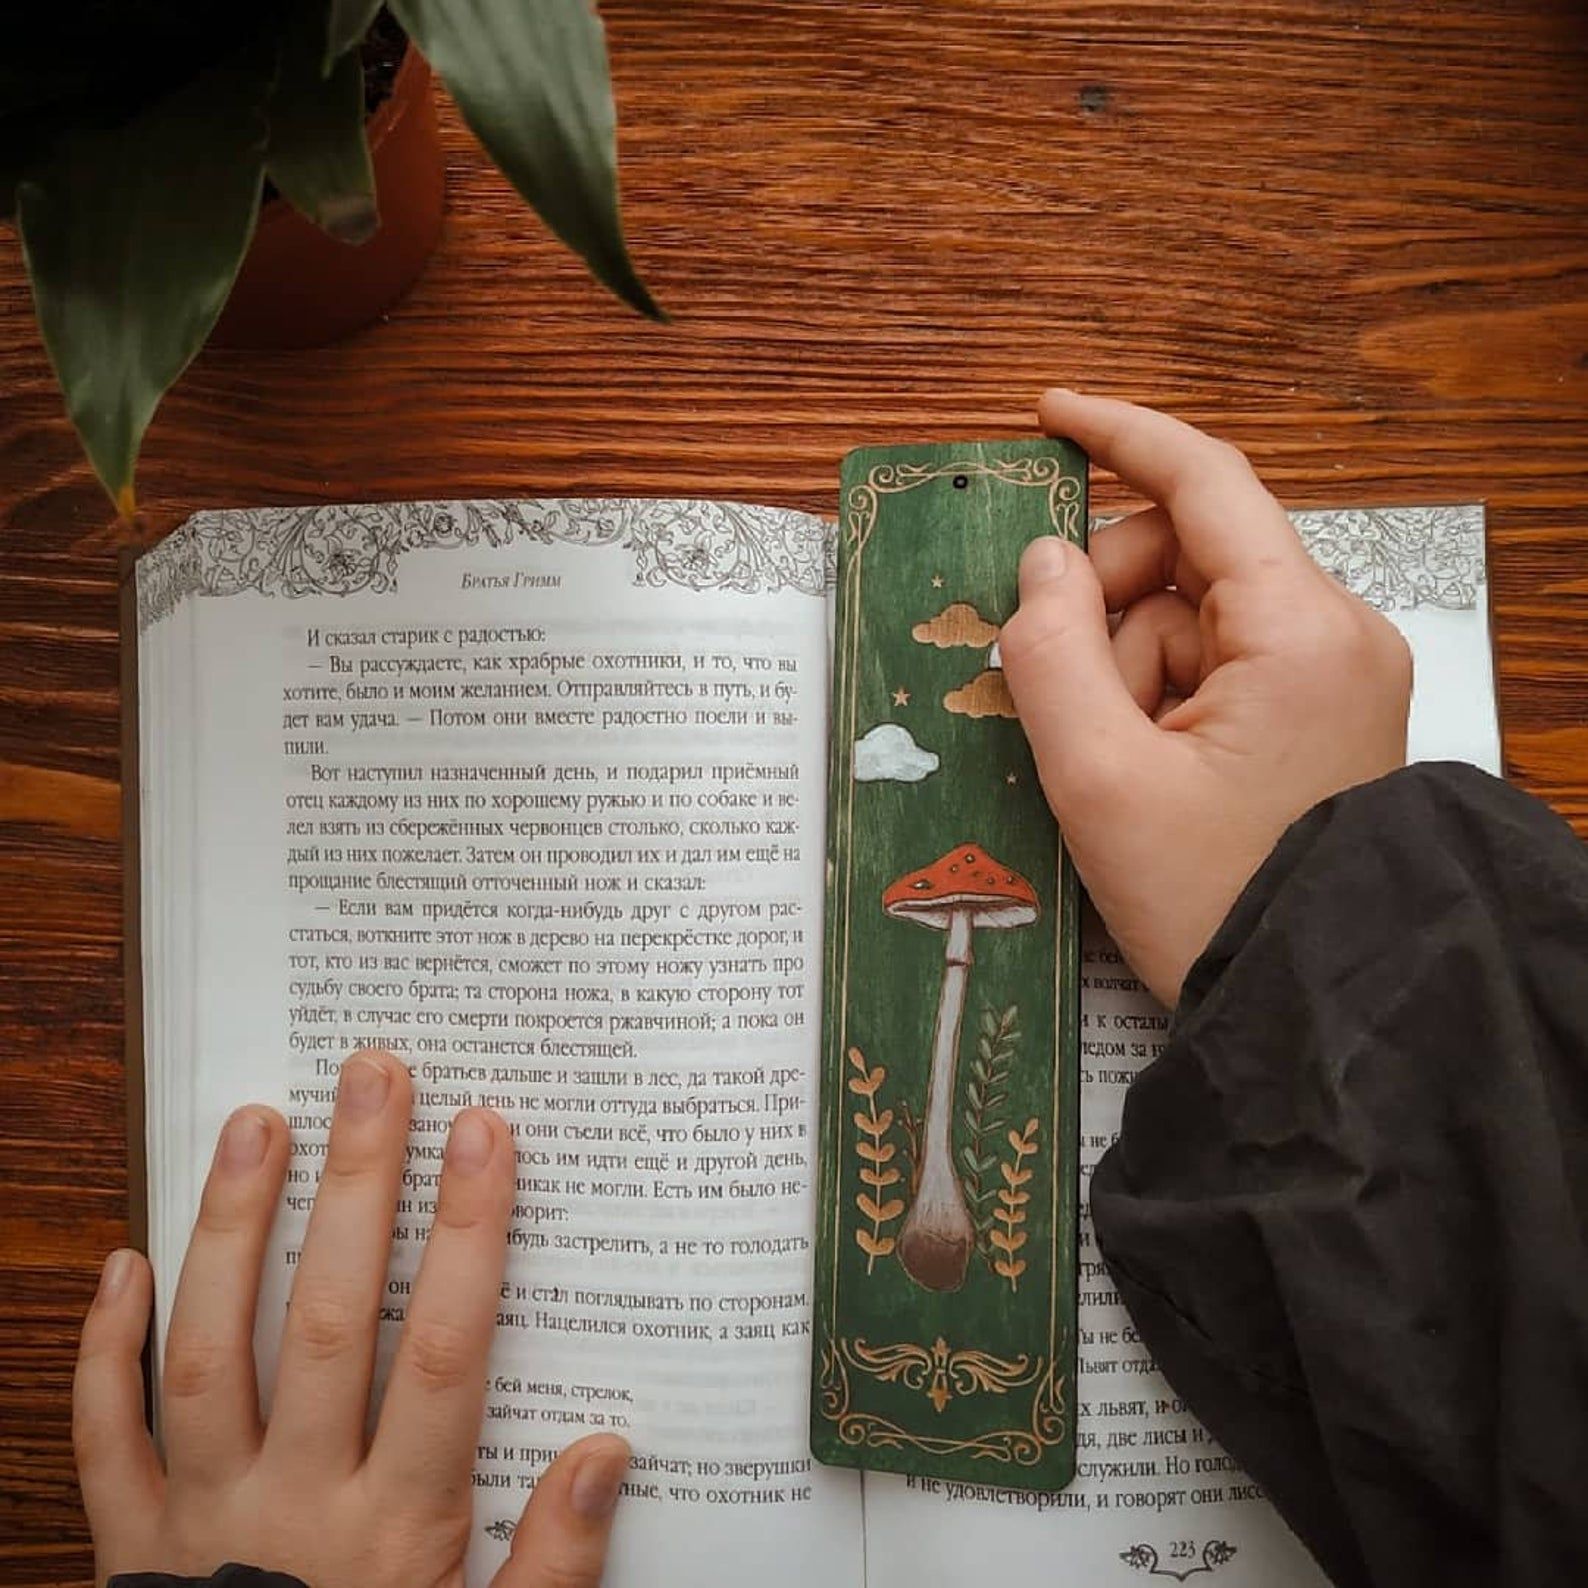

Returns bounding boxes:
[3,2,1586,1578]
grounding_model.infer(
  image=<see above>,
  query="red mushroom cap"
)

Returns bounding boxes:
[881,843,1039,931]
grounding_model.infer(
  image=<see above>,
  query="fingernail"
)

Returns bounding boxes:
[1022,536,1071,587]
[219,1108,270,1170]
[446,1110,495,1175]
[339,1054,391,1119]
[98,1249,134,1301]
[571,1442,630,1520]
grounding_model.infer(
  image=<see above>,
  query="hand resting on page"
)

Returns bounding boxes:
[74,1050,627,1588]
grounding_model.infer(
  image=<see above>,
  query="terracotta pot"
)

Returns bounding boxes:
[212,46,445,350]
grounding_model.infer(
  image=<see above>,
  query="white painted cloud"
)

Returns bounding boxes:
[853,723,940,784]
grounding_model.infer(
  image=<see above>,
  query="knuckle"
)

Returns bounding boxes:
[318,1145,381,1185]
[1375,615,1415,687]
[1284,593,1412,697]
[75,1313,118,1368]
[1175,447,1232,501]
[1278,587,1365,661]
[534,1550,603,1588]
[162,1331,228,1402]
[196,1183,257,1236]
[436,1206,489,1239]
[435,1186,495,1235]
[998,602,1069,674]
[427,1507,474,1561]
[1127,588,1193,629]
[1289,609,1346,660]
[1212,436,1253,471]
[1173,440,1247,499]
[380,1505,471,1569]
[1341,604,1404,670]
[996,607,1034,662]
[288,1287,362,1362]
[366,1534,440,1588]
[71,1396,112,1466]
[400,1317,477,1393]
[430,1502,473,1549]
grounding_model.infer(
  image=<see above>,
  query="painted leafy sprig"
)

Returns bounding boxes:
[991,1118,1039,1291]
[959,1003,1017,1250]
[848,1047,905,1272]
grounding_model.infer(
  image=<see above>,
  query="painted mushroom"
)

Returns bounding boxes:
[883,844,1039,1291]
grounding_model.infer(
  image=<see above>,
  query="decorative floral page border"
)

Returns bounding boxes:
[136,498,833,632]
[1286,504,1484,614]
[137,498,1482,632]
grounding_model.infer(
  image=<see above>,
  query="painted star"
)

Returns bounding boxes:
[931,573,945,589]
[1005,770,1018,785]
[892,686,911,706]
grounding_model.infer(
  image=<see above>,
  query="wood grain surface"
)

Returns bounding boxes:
[3,1,1587,1578]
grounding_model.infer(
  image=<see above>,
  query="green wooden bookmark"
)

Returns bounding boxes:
[812,439,1087,1490]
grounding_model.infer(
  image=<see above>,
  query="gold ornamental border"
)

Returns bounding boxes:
[819,1335,1068,1465]
[821,447,1083,1469]
[844,455,1084,555]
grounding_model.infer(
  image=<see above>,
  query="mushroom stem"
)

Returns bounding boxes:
[898,909,978,1291]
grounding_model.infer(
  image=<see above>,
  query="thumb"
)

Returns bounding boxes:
[1000,536,1153,816]
[491,1433,630,1588]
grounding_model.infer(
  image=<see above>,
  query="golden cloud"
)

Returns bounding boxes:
[912,602,998,649]
[943,669,1018,719]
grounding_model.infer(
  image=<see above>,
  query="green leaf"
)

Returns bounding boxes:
[2,104,66,219]
[270,0,378,243]
[17,43,272,515]
[390,0,661,318]
[326,0,384,66]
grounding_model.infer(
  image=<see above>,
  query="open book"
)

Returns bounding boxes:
[125,490,1496,1588]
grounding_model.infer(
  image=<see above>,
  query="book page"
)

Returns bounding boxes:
[136,500,862,1588]
[860,505,1498,1587]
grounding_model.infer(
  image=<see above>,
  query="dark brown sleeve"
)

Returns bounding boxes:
[110,1566,309,1588]
[1091,762,1588,1588]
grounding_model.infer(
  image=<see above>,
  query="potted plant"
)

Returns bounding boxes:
[1,1,661,518]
